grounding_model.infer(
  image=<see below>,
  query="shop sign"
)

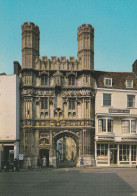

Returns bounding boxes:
[109,109,130,113]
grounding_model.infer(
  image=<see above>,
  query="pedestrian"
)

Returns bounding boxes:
[39,157,42,169]
[37,156,40,169]
[42,156,46,168]
[27,157,31,169]
[14,158,19,171]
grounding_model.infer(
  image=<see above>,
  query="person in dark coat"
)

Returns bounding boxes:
[37,156,41,168]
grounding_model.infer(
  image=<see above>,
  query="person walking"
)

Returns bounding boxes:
[42,156,46,168]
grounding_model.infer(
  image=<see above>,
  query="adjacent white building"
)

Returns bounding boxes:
[94,61,137,167]
[0,74,20,168]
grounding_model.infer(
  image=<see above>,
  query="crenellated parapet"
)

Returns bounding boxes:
[22,22,39,35]
[35,56,79,71]
[77,24,94,35]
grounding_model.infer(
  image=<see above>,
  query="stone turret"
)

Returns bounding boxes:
[77,24,94,70]
[22,22,40,69]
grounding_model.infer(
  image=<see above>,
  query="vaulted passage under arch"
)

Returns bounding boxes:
[53,131,79,167]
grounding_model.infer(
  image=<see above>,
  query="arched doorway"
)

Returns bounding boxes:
[53,131,79,168]
[39,138,49,167]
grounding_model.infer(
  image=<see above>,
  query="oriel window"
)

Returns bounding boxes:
[98,119,113,132]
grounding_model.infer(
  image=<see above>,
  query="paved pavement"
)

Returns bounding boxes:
[0,167,137,196]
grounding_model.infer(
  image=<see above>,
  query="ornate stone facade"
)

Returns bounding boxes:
[16,22,95,167]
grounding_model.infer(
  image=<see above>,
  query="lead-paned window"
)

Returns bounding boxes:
[108,119,113,132]
[98,119,106,132]
[121,120,136,133]
[98,119,113,132]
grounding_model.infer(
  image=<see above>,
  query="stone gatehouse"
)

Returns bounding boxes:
[14,22,95,167]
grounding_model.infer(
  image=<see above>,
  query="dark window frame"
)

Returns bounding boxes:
[41,98,48,109]
[103,94,111,106]
[69,98,75,110]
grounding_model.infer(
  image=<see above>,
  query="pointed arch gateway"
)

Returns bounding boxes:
[53,131,79,167]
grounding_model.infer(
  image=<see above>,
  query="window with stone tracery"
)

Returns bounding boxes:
[41,75,48,86]
[83,130,91,155]
[25,99,30,118]
[68,76,75,85]
[24,72,31,85]
[41,98,48,110]
[69,98,75,110]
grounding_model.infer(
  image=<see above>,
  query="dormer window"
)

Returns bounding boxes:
[104,78,112,87]
[126,79,133,88]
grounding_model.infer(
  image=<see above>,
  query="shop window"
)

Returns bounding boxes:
[127,95,135,108]
[41,98,48,109]
[131,145,136,161]
[121,120,136,133]
[103,94,111,106]
[69,98,75,110]
[119,144,129,161]
[98,119,113,132]
[97,144,108,156]
[41,75,48,85]
[126,79,133,88]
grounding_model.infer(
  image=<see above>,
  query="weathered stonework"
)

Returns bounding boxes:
[18,22,95,168]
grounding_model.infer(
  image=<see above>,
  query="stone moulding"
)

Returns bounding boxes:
[21,119,94,128]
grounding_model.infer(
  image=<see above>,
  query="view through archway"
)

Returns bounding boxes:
[56,136,77,167]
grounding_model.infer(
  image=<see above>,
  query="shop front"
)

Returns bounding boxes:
[95,142,137,167]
